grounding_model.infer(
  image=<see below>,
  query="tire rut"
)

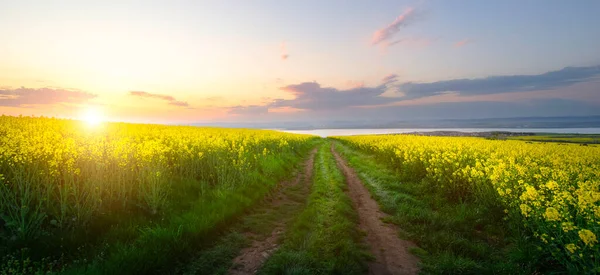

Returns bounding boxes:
[331,144,420,275]
[228,148,317,275]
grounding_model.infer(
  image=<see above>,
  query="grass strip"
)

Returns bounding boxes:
[259,141,369,275]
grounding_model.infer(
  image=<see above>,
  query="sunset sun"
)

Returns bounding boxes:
[81,107,105,126]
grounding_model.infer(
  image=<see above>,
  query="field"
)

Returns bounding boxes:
[508,134,600,145]
[333,135,600,273]
[1,116,599,274]
[0,116,316,274]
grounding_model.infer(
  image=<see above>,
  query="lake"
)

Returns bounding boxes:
[278,128,600,137]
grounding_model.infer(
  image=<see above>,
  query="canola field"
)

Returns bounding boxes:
[3,115,599,273]
[0,116,315,273]
[335,134,600,271]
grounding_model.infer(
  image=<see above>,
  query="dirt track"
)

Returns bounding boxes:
[332,144,420,275]
[228,148,316,275]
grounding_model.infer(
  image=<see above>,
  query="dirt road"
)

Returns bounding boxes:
[332,145,420,275]
[228,148,317,275]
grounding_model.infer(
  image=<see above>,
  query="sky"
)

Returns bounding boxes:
[1,0,599,124]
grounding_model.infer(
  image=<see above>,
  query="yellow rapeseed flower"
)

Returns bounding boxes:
[565,243,577,253]
[545,180,558,190]
[543,207,561,221]
[520,186,539,201]
[562,222,576,232]
[520,204,532,217]
[578,229,598,246]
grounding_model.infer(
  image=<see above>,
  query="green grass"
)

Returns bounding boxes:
[333,140,539,274]
[55,142,318,275]
[175,144,318,275]
[259,141,369,275]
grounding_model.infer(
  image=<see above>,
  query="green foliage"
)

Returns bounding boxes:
[333,133,600,273]
[260,142,369,275]
[177,145,317,274]
[0,116,316,274]
[0,248,63,275]
[333,141,536,274]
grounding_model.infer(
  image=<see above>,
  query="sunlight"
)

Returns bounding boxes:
[81,107,105,127]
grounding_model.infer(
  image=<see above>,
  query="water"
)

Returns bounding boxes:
[279,128,600,137]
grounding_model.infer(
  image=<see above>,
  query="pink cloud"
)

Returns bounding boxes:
[129,91,190,108]
[130,91,175,101]
[385,37,434,49]
[454,39,471,48]
[346,80,365,89]
[0,87,96,107]
[372,8,416,45]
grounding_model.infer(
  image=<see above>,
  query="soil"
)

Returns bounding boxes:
[228,148,317,275]
[332,144,420,275]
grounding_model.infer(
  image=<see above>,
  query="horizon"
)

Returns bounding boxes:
[1,1,600,124]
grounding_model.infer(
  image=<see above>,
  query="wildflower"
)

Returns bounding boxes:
[545,180,558,190]
[565,243,577,253]
[543,207,561,221]
[562,222,576,232]
[540,233,549,243]
[578,229,598,246]
[520,186,539,201]
[520,204,532,217]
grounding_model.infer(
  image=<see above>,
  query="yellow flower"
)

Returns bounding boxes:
[520,204,532,217]
[565,243,577,253]
[520,186,539,201]
[543,207,560,221]
[545,180,558,190]
[578,229,598,246]
[562,222,576,232]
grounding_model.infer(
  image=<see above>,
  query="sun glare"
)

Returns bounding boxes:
[82,107,105,126]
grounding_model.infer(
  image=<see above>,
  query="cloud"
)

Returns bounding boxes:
[270,81,396,110]
[226,98,600,123]
[372,8,417,45]
[0,87,97,107]
[352,98,600,121]
[345,80,365,89]
[398,65,600,100]
[226,66,600,121]
[129,91,190,107]
[280,42,289,60]
[381,74,399,85]
[454,39,471,48]
[169,101,190,107]
[130,91,175,101]
[228,105,269,115]
[386,37,434,48]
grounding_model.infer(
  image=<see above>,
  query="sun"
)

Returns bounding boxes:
[81,107,105,126]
